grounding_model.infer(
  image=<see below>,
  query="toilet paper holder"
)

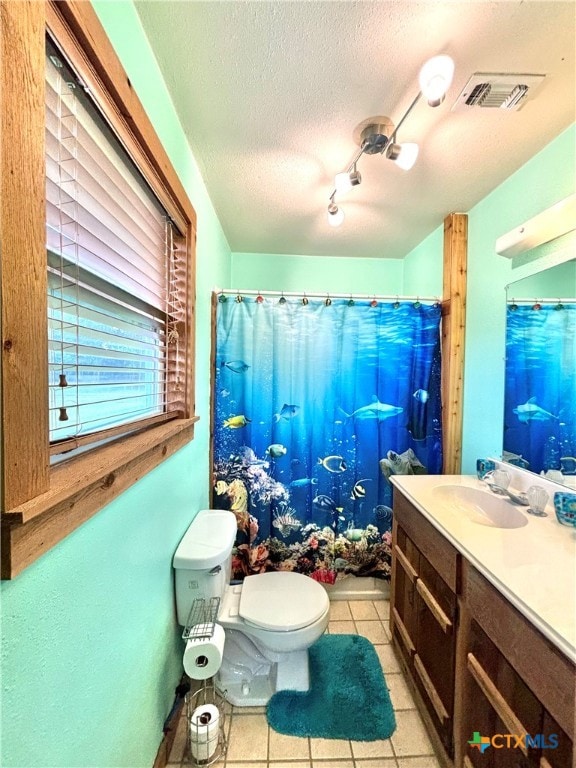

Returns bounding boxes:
[183,598,227,765]
[185,679,227,766]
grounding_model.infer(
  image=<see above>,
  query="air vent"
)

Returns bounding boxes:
[452,73,545,112]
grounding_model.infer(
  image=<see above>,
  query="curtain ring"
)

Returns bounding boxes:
[279,292,287,305]
[218,291,227,303]
[413,297,421,309]
[325,294,332,307]
[370,297,378,308]
[347,294,355,307]
[302,293,309,306]
[235,292,243,303]
[393,296,400,309]
[255,291,264,303]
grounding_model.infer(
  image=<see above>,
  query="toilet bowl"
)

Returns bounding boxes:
[173,510,330,706]
[216,572,330,704]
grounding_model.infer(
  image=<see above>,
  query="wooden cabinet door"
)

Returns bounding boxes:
[414,556,458,756]
[464,562,575,753]
[390,521,419,668]
[392,512,458,759]
[461,620,543,768]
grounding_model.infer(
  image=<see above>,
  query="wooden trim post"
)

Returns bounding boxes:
[442,213,468,475]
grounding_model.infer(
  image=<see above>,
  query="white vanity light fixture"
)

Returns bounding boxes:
[496,193,576,258]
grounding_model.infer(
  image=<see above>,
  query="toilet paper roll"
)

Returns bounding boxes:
[183,623,225,680]
[189,704,220,761]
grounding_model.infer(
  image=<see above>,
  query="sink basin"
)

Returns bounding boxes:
[432,485,528,529]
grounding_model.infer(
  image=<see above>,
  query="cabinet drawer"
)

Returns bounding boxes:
[464,562,575,741]
[393,490,459,592]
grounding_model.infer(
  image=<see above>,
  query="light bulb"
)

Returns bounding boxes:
[335,172,352,194]
[419,55,454,107]
[334,168,361,194]
[327,204,344,227]
[390,143,419,171]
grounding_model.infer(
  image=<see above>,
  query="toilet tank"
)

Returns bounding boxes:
[173,509,237,626]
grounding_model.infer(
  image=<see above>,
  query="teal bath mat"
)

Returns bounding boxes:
[266,634,396,741]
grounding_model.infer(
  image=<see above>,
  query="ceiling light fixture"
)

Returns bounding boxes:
[327,54,454,226]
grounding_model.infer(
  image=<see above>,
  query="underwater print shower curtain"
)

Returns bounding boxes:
[504,302,576,475]
[212,295,443,584]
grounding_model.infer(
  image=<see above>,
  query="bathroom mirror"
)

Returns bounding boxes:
[503,258,576,486]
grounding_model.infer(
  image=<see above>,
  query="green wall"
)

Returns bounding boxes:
[401,227,444,297]
[507,257,575,299]
[232,252,404,295]
[0,3,231,767]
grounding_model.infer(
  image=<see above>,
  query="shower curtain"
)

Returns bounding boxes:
[212,295,443,583]
[504,302,576,475]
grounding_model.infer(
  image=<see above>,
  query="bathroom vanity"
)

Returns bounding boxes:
[390,474,575,768]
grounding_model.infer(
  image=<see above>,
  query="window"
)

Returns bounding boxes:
[1,0,198,578]
[45,41,186,455]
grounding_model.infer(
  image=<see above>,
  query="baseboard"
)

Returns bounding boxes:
[324,575,390,601]
[152,687,187,768]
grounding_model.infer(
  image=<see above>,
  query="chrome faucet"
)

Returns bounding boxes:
[483,470,529,506]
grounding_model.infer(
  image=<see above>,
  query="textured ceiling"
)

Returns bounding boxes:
[135,1,575,259]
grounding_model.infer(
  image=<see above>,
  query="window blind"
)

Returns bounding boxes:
[46,39,186,454]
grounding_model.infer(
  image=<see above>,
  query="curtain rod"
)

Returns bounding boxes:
[214,288,441,302]
[507,298,576,304]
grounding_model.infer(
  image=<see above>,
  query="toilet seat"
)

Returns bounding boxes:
[239,571,329,631]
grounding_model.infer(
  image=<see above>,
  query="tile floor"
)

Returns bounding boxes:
[168,599,441,768]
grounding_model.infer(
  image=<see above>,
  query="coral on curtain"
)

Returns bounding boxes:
[504,302,576,475]
[212,295,443,583]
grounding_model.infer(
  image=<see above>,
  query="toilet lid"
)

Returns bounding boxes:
[239,572,329,631]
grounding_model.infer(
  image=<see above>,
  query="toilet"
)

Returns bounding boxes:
[173,509,330,706]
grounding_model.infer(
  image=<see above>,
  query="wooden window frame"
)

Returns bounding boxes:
[1,0,198,579]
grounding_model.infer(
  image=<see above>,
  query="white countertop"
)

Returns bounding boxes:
[390,474,576,663]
